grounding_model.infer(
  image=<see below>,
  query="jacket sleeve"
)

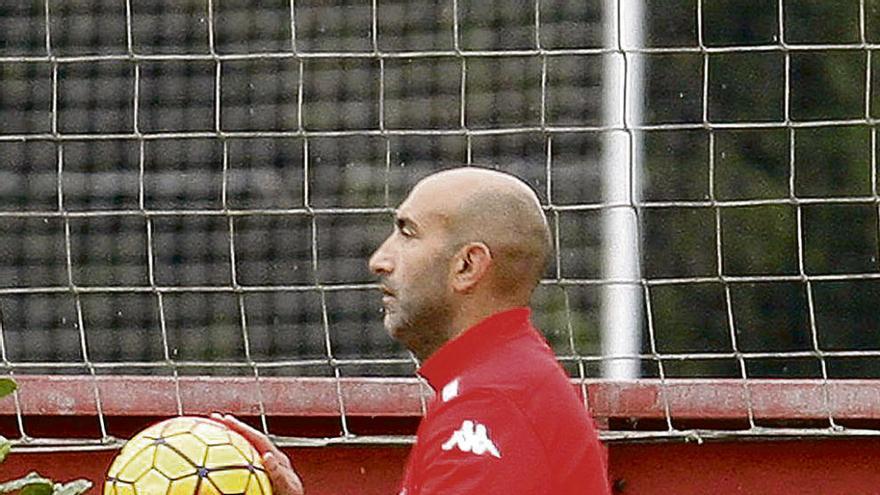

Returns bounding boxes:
[413,389,552,494]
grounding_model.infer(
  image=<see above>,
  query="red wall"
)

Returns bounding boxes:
[6,379,880,493]
[6,439,880,494]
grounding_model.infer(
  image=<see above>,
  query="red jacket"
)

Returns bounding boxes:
[399,308,610,494]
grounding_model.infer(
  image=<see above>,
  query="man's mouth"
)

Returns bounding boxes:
[380,285,396,307]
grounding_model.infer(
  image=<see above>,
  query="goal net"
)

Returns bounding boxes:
[1,0,879,453]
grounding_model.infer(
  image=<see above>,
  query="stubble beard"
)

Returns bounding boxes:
[384,289,454,360]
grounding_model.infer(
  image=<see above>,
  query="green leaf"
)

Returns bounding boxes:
[20,483,53,495]
[0,435,10,463]
[0,378,16,400]
[52,480,92,495]
[0,473,52,495]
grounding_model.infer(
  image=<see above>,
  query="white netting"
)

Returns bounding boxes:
[0,0,879,448]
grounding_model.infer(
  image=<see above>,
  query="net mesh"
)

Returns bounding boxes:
[1,0,879,448]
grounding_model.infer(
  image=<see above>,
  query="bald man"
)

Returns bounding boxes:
[215,167,610,494]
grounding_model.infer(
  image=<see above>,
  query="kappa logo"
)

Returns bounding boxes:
[441,420,501,458]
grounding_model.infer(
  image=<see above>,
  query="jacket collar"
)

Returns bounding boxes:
[418,307,532,391]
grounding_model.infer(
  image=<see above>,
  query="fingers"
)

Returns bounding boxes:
[210,414,293,469]
[263,452,305,495]
[210,413,280,458]
[209,414,304,495]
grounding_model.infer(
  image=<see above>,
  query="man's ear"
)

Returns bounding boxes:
[451,242,492,293]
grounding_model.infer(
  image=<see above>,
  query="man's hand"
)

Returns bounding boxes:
[210,413,305,495]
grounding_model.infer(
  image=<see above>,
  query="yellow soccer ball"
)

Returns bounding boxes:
[104,416,272,495]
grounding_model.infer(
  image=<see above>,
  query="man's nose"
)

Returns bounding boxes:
[369,237,393,275]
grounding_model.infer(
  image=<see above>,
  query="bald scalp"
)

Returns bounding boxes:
[418,167,551,301]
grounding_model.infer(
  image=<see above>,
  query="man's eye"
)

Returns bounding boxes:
[395,218,415,238]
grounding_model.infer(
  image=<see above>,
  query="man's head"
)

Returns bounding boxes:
[368,166,551,360]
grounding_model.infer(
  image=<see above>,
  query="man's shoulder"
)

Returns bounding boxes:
[462,328,571,394]
[427,322,591,437]
[446,358,583,432]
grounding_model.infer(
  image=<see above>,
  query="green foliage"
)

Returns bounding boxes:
[0,380,92,495]
[0,473,53,495]
[0,467,93,495]
[20,484,53,495]
[0,379,16,399]
[0,475,91,495]
[0,379,13,463]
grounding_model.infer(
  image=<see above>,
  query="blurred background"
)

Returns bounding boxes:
[0,0,878,380]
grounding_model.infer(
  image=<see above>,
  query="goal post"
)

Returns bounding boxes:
[600,0,644,380]
[2,0,880,493]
